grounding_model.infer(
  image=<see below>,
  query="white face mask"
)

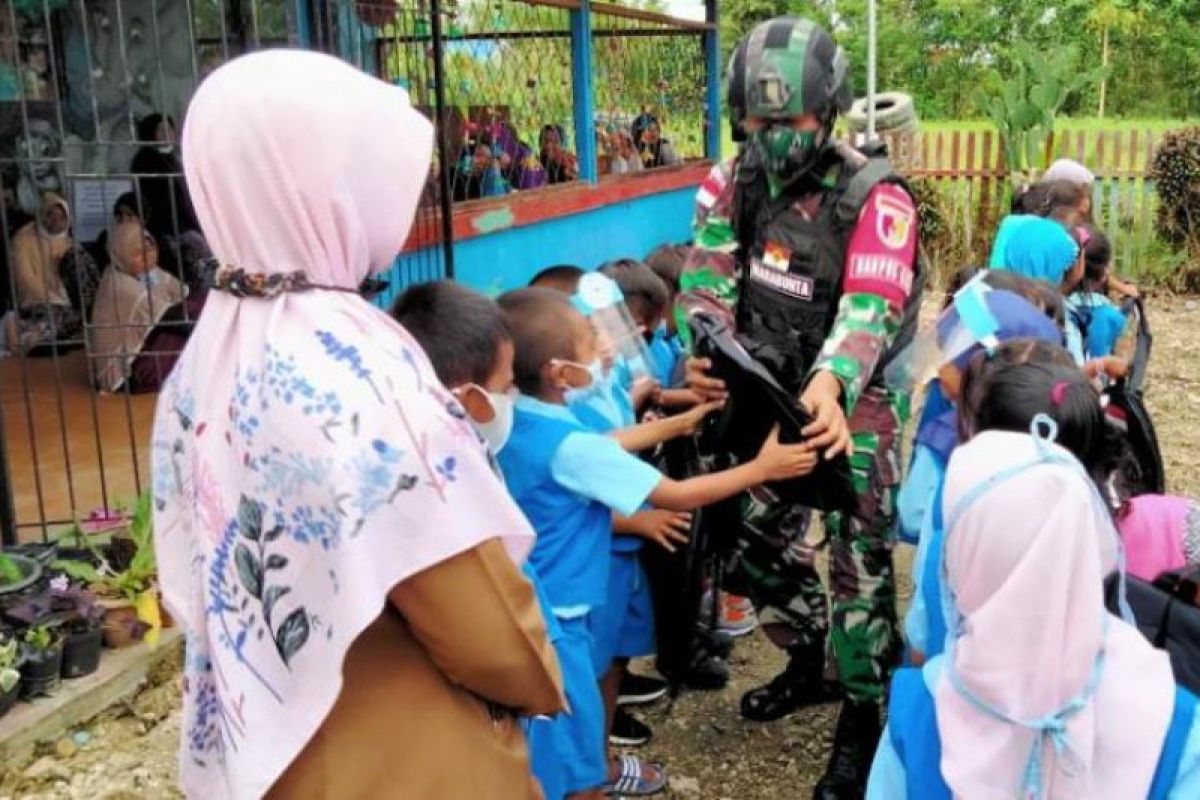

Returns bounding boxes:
[157,143,175,155]
[455,385,516,454]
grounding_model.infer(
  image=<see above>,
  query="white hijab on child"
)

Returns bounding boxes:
[935,430,1175,799]
[152,50,536,799]
[1043,158,1095,187]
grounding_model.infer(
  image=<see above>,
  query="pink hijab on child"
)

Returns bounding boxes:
[935,430,1175,799]
[153,50,536,799]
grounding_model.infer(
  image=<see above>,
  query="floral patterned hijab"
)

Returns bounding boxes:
[152,51,536,798]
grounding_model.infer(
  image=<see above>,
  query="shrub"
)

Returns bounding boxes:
[1149,127,1200,289]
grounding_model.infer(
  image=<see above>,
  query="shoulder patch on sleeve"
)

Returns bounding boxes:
[844,183,918,307]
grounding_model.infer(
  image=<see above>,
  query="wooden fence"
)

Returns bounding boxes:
[848,128,1167,282]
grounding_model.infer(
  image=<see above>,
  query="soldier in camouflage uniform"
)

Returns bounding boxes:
[679,18,922,799]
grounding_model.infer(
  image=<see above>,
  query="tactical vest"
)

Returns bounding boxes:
[732,146,924,396]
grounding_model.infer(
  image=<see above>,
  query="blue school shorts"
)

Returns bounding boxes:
[550,614,608,794]
[592,551,657,671]
[526,715,565,800]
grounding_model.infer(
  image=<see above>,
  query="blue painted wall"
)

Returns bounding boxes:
[375,183,696,306]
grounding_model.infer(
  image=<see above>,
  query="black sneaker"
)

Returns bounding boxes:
[609,708,652,747]
[618,672,669,706]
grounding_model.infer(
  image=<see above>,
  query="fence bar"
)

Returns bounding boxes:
[429,0,457,277]
[704,0,721,160]
[570,0,598,182]
[0,394,14,546]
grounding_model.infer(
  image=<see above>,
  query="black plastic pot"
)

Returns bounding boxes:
[61,626,102,679]
[0,679,18,718]
[20,641,64,698]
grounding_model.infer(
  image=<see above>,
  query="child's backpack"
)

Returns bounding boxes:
[1101,297,1165,494]
[1106,566,1200,695]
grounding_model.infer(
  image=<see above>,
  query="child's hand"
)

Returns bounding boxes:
[633,509,692,553]
[631,375,659,409]
[658,387,706,409]
[677,399,725,436]
[684,357,728,401]
[754,425,819,483]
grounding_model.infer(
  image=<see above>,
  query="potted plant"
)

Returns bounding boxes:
[0,552,43,600]
[0,634,21,718]
[4,579,104,677]
[20,624,64,698]
[56,583,103,679]
[53,491,158,648]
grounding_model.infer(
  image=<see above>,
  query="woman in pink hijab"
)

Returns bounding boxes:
[868,429,1200,799]
[152,51,563,799]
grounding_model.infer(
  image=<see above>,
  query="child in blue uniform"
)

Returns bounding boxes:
[391,281,569,799]
[871,429,1200,800]
[1066,225,1135,381]
[496,287,817,799]
[900,288,1065,662]
[644,245,691,393]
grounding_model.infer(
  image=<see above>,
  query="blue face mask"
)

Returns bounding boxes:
[140,271,162,289]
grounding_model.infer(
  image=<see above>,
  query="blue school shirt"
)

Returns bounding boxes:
[648,329,684,389]
[867,658,1200,800]
[569,357,645,555]
[989,214,1033,268]
[898,381,955,546]
[498,396,660,613]
[1067,292,1129,360]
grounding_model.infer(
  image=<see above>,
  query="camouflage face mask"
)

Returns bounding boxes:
[751,123,818,195]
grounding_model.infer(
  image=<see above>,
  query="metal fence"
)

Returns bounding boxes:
[0,0,717,543]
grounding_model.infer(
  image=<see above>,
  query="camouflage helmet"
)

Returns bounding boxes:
[730,17,852,124]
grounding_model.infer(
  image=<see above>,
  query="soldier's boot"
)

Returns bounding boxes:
[739,640,842,722]
[813,699,883,800]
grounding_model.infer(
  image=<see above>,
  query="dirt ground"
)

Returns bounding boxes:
[3,295,1199,800]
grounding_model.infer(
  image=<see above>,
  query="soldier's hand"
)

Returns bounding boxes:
[684,357,728,401]
[800,373,851,460]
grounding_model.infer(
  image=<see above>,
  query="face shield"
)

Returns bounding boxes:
[883,273,1066,394]
[883,273,1003,394]
[572,272,653,380]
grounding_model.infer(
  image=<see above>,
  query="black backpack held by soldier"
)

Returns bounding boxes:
[679,17,924,799]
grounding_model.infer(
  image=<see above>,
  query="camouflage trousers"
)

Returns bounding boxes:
[727,385,905,704]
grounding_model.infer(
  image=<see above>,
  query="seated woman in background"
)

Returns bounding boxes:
[490,121,547,191]
[13,192,72,311]
[130,113,200,240]
[452,140,510,201]
[608,126,645,176]
[540,124,578,184]
[8,192,82,352]
[632,113,680,170]
[88,222,203,393]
